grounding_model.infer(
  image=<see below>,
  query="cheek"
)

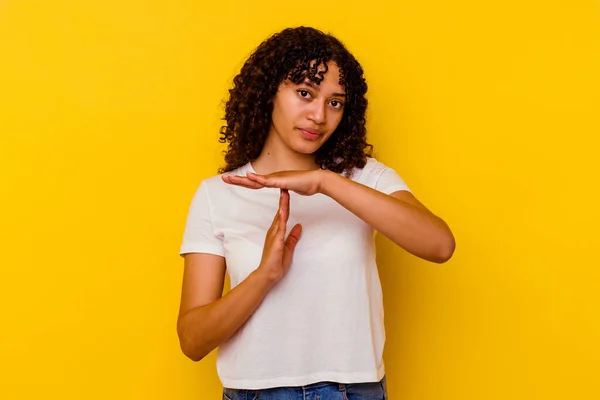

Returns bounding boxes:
[328,110,344,130]
[271,103,287,130]
[272,96,299,126]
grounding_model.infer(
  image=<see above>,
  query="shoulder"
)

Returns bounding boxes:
[363,157,392,173]
[198,163,251,192]
[186,164,251,211]
[350,157,394,180]
[350,157,411,194]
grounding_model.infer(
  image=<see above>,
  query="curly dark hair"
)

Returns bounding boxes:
[218,26,373,175]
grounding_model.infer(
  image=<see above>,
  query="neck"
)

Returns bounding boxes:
[251,130,319,174]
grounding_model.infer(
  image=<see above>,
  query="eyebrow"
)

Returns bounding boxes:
[303,80,347,98]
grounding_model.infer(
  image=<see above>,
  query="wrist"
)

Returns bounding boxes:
[252,266,281,288]
[318,169,338,196]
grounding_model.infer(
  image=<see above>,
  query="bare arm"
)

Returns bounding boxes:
[320,171,455,263]
[176,253,277,362]
[225,170,455,263]
[177,189,302,361]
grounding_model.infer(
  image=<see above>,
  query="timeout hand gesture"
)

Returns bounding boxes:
[222,170,324,196]
[255,189,302,283]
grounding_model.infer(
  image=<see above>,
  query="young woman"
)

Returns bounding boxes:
[178,26,455,400]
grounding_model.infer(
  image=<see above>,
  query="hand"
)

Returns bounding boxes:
[257,189,303,283]
[222,170,327,196]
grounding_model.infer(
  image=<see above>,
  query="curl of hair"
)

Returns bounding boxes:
[218,26,373,176]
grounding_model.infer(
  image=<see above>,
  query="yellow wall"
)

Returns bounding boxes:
[1,1,599,399]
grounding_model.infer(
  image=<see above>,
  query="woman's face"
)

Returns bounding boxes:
[268,62,346,155]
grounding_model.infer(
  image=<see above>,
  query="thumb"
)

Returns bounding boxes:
[283,224,303,260]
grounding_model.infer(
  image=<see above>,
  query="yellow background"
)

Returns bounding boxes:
[1,1,599,399]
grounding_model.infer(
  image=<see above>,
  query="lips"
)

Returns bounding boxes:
[300,128,320,135]
[298,128,321,141]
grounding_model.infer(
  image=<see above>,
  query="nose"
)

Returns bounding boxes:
[307,101,326,125]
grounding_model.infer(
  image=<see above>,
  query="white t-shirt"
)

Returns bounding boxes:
[180,157,410,390]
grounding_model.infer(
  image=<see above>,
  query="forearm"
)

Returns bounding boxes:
[178,269,276,361]
[320,171,455,263]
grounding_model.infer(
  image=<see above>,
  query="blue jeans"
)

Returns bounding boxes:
[223,376,387,400]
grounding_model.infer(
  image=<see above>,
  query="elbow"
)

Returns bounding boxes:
[186,352,205,363]
[432,233,456,264]
[177,324,208,362]
[178,334,207,362]
[188,350,207,362]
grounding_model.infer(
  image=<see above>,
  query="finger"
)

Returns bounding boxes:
[277,190,287,238]
[233,176,265,189]
[221,175,265,189]
[285,224,302,249]
[246,172,266,183]
[281,189,290,223]
[268,191,283,237]
[247,173,279,188]
[282,224,303,265]
[277,188,284,219]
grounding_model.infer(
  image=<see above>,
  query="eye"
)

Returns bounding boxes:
[330,100,344,110]
[297,89,311,99]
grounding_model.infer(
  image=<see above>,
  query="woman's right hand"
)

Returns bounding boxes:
[177,189,302,361]
[257,189,303,283]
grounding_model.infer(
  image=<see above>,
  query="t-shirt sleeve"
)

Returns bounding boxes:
[179,181,225,257]
[374,162,411,195]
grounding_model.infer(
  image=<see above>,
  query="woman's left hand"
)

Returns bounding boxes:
[222,170,326,196]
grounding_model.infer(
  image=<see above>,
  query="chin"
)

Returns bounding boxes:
[290,140,323,155]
